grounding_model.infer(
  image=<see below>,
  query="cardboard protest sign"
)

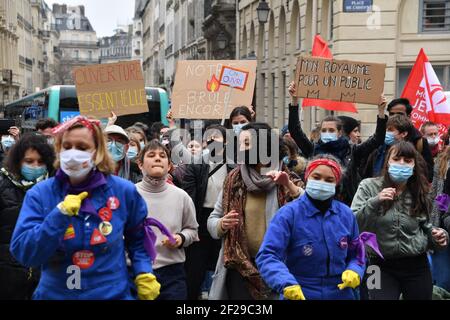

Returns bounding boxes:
[219,66,249,90]
[72,60,148,119]
[295,56,386,105]
[171,60,257,119]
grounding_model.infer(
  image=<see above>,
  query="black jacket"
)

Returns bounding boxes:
[288,104,387,166]
[339,115,388,205]
[182,162,233,235]
[0,173,26,266]
[0,172,40,299]
[362,127,434,182]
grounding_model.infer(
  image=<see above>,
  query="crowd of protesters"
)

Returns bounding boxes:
[0,80,449,301]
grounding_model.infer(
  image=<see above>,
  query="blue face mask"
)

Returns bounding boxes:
[388,163,414,183]
[320,132,338,144]
[1,136,15,151]
[140,141,145,150]
[21,164,47,182]
[233,123,247,136]
[305,179,336,201]
[107,141,125,162]
[385,131,396,146]
[127,146,138,160]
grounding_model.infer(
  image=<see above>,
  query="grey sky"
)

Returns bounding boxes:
[45,0,135,37]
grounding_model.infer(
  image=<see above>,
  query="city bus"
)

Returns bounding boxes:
[5,85,170,131]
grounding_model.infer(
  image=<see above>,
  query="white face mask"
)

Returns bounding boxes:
[60,149,94,179]
[427,136,440,147]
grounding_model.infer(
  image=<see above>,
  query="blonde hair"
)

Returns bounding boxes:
[54,122,116,175]
[127,132,143,152]
[437,145,450,178]
[126,126,147,144]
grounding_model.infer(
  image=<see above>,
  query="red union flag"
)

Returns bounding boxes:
[402,48,450,136]
[302,35,358,113]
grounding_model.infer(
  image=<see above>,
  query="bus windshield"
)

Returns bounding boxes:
[5,85,169,130]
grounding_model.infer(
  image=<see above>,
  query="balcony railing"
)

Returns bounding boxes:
[61,57,98,64]
[59,40,99,49]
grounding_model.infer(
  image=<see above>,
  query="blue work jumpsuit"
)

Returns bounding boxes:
[256,194,366,300]
[10,175,152,300]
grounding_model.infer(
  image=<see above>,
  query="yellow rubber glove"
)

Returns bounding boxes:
[135,273,161,300]
[58,192,89,216]
[283,285,306,300]
[338,270,361,290]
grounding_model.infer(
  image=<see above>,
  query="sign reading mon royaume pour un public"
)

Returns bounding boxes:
[295,55,386,105]
[72,60,148,119]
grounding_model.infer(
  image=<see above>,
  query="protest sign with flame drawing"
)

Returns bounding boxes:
[171,60,257,119]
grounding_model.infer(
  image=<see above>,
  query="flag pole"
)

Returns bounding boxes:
[221,85,234,126]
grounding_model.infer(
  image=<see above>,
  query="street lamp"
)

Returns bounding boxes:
[216,32,228,50]
[257,0,270,24]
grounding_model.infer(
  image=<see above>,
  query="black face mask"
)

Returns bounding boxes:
[207,139,224,159]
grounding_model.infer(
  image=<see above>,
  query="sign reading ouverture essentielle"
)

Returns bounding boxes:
[72,60,148,119]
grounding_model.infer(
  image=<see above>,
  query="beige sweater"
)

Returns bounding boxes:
[136,182,199,270]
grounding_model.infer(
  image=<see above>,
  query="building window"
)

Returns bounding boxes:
[397,65,450,97]
[88,51,92,61]
[297,10,302,50]
[329,0,334,41]
[73,50,79,59]
[421,0,450,32]
[281,71,287,123]
[279,7,286,57]
[271,73,276,126]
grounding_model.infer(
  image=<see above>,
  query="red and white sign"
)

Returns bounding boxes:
[72,250,95,269]
[402,48,450,136]
[90,229,107,246]
[219,66,249,91]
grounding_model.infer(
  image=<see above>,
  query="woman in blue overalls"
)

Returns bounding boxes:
[10,116,160,300]
[256,155,380,300]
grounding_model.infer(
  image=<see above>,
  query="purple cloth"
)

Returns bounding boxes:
[435,194,450,212]
[349,232,384,266]
[55,169,107,217]
[142,218,176,262]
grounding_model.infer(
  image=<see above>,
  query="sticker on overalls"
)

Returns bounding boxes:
[98,207,113,222]
[99,221,113,236]
[72,250,95,269]
[107,197,120,210]
[302,245,313,256]
[63,224,75,240]
[339,236,348,249]
[90,228,107,246]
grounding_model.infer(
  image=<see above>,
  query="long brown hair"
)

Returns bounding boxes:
[381,141,431,218]
[436,145,450,178]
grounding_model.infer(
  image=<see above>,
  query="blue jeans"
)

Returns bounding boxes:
[154,263,187,300]
[432,248,450,292]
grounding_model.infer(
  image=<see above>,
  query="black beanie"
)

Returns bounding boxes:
[338,116,361,136]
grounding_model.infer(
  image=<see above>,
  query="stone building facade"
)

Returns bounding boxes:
[99,25,133,64]
[238,0,450,134]
[52,4,99,84]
